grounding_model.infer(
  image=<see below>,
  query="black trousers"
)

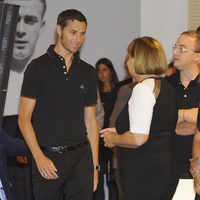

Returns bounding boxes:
[32,144,93,200]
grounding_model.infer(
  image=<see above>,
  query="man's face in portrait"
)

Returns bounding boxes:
[14,0,45,61]
[4,0,45,71]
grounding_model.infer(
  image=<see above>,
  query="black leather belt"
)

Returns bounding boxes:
[41,140,89,154]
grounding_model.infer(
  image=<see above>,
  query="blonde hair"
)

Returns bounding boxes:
[127,36,167,75]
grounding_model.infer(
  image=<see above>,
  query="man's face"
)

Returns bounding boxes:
[57,20,87,54]
[172,34,197,71]
[6,0,45,61]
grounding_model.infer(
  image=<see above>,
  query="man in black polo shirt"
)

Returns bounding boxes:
[166,30,200,194]
[18,9,99,200]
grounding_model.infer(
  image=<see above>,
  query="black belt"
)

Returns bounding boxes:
[41,140,89,154]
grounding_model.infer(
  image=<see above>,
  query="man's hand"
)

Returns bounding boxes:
[35,155,58,180]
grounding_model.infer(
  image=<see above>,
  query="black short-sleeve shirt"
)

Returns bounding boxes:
[166,71,200,110]
[166,70,200,178]
[21,45,97,146]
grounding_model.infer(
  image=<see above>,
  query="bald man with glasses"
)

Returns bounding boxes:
[166,30,200,197]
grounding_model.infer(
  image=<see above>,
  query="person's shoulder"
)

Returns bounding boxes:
[78,58,97,78]
[79,58,95,71]
[25,52,50,73]
[30,52,49,66]
[131,82,155,103]
[165,71,178,84]
[161,78,177,96]
[117,78,132,88]
[133,82,150,93]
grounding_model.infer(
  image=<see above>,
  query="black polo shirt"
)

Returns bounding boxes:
[166,70,200,110]
[21,45,97,146]
[166,70,200,178]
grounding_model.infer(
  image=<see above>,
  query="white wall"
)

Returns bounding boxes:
[141,0,188,63]
[34,0,140,81]
[35,0,188,80]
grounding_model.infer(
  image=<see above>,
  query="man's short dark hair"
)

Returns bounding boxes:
[57,9,87,29]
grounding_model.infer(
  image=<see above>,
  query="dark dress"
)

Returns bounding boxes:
[116,78,178,200]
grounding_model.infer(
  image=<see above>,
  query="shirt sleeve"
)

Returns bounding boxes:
[128,83,156,135]
[21,61,40,99]
[84,67,97,106]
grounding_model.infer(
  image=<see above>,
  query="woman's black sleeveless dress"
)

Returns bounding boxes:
[116,79,179,200]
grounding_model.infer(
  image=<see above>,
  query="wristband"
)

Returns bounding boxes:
[94,165,100,171]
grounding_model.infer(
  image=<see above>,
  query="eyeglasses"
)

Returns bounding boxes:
[172,46,197,54]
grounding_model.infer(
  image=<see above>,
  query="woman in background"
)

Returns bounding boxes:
[94,58,119,200]
[101,37,178,200]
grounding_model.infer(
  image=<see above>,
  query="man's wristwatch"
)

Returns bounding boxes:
[94,165,100,171]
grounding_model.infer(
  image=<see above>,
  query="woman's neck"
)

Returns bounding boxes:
[137,74,165,82]
[102,81,112,92]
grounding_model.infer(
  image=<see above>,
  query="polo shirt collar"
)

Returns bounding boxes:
[47,44,79,65]
[175,70,200,86]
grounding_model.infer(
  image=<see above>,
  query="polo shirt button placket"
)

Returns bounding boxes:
[61,64,69,81]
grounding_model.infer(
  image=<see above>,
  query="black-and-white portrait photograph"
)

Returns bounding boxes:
[3,0,46,115]
[1,0,196,200]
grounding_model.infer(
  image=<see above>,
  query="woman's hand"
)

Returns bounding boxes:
[100,127,116,134]
[100,128,117,148]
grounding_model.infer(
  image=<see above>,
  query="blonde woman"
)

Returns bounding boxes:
[101,37,178,200]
